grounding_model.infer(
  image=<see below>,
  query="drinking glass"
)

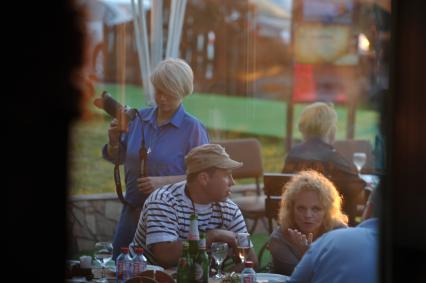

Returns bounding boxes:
[353,152,367,176]
[211,242,228,279]
[236,233,250,264]
[94,241,113,283]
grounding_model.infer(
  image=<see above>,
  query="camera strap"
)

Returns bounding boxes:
[112,109,147,209]
[114,160,130,207]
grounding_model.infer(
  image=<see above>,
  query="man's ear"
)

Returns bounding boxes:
[197,171,210,186]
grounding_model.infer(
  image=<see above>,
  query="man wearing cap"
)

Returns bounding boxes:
[129,144,258,269]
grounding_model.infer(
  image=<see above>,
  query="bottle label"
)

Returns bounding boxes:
[133,262,142,274]
[242,275,256,283]
[193,262,203,282]
[241,269,256,283]
[199,238,206,250]
[188,217,199,240]
[116,261,124,280]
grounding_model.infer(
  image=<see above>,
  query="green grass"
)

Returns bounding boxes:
[95,83,379,140]
[69,83,379,195]
[251,233,271,271]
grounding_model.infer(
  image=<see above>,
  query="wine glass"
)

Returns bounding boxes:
[94,241,113,283]
[353,152,367,176]
[236,233,250,264]
[211,242,228,279]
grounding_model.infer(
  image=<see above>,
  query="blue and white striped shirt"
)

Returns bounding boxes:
[130,181,248,255]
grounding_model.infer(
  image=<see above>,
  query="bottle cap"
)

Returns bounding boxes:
[120,247,129,253]
[135,247,144,254]
[245,261,254,268]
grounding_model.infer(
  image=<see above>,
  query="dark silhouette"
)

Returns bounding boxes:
[6,0,87,280]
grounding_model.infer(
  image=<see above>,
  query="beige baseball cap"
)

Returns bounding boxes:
[185,144,243,175]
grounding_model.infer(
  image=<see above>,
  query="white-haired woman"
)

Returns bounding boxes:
[282,102,365,226]
[103,58,209,258]
[269,170,348,276]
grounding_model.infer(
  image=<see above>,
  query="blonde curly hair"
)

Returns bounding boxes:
[278,170,348,234]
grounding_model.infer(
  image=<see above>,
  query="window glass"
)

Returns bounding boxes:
[68,0,390,262]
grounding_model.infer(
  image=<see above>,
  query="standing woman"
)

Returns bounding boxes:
[268,170,348,276]
[103,58,209,258]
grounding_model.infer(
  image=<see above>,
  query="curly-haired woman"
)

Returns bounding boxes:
[268,170,348,276]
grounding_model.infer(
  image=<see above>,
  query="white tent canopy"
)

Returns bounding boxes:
[131,0,188,105]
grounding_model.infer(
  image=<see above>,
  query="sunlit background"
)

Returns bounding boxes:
[68,0,390,259]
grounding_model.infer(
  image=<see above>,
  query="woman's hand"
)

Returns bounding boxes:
[137,176,163,194]
[286,228,313,258]
[137,175,186,194]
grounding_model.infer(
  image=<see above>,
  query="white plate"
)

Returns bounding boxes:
[256,273,290,283]
[146,264,165,271]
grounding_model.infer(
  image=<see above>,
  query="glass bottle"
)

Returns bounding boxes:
[177,240,193,283]
[194,231,209,283]
[188,214,200,258]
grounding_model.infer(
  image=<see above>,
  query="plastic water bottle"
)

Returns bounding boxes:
[131,247,147,277]
[240,261,256,283]
[116,247,132,283]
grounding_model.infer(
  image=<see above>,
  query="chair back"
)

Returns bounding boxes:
[126,270,175,283]
[263,173,295,234]
[214,138,263,195]
[334,139,376,173]
[125,276,158,283]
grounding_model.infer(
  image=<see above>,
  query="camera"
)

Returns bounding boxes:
[93,91,137,128]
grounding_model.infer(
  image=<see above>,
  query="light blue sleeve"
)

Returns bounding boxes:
[286,239,321,283]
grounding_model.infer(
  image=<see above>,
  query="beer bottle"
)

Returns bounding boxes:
[188,214,200,258]
[177,240,192,283]
[194,231,210,283]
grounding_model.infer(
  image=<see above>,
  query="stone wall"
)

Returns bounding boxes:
[67,193,122,256]
[66,188,264,257]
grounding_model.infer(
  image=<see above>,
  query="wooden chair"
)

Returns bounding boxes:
[334,139,376,174]
[214,138,264,234]
[263,173,295,234]
[126,270,175,283]
[258,173,295,271]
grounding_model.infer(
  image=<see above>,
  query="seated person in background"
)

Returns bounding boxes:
[282,102,366,226]
[269,170,348,276]
[287,186,380,283]
[129,144,258,269]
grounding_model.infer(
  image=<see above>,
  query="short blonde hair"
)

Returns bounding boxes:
[298,102,337,140]
[150,58,194,99]
[278,170,348,233]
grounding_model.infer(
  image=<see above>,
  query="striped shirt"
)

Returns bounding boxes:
[130,181,248,256]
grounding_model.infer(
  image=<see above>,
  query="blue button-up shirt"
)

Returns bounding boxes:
[103,104,209,206]
[288,218,378,283]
